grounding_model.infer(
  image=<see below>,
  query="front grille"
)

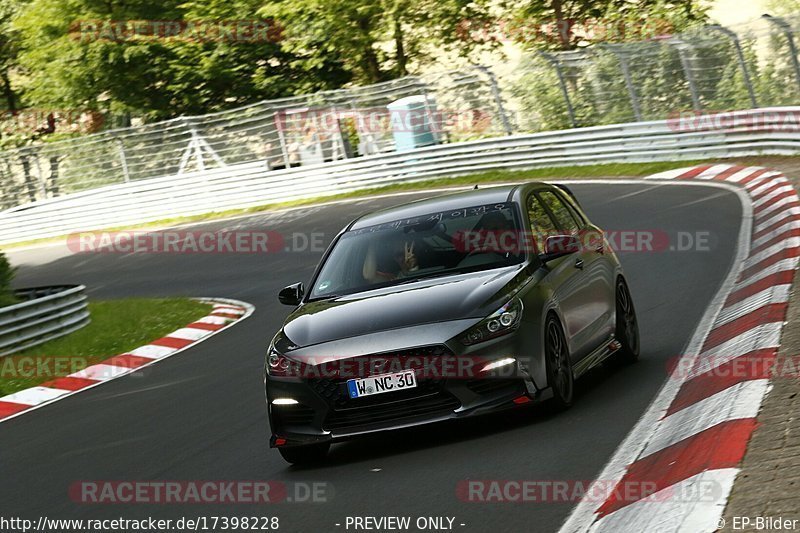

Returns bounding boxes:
[324,392,460,431]
[466,378,522,396]
[306,345,462,431]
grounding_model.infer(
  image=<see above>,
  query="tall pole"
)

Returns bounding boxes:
[707,24,758,108]
[763,14,800,93]
[598,44,643,122]
[539,51,578,128]
[474,65,513,135]
[670,39,703,112]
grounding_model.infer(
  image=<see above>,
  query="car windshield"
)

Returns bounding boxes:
[309,202,525,299]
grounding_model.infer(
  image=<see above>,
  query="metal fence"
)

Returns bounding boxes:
[2,106,798,245]
[0,285,90,356]
[2,14,800,211]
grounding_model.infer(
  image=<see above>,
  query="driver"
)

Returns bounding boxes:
[375,237,418,280]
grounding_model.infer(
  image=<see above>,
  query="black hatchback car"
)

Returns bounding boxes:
[265,183,639,464]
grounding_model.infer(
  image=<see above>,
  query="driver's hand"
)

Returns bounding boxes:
[403,241,418,272]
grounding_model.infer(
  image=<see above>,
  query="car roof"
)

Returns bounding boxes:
[350,184,529,229]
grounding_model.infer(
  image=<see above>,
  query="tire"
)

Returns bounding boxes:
[614,277,640,364]
[545,315,574,410]
[278,443,330,465]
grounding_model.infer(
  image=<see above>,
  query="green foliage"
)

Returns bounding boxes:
[0,250,16,306]
[0,297,212,394]
[259,0,496,84]
[12,0,350,120]
[509,0,708,50]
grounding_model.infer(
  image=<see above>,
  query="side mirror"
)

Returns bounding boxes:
[543,235,581,260]
[278,282,304,306]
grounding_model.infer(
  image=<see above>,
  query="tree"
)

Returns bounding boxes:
[507,0,708,50]
[0,0,25,113]
[259,0,497,85]
[13,0,351,121]
[0,250,15,307]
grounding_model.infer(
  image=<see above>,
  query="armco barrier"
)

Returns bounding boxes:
[2,107,800,244]
[0,286,90,356]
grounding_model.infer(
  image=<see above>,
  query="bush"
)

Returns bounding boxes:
[0,252,17,307]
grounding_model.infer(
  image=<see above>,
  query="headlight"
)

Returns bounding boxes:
[460,299,523,346]
[266,347,302,377]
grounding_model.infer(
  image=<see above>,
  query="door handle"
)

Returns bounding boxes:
[575,258,585,270]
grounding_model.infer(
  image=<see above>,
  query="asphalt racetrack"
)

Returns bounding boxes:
[2,181,743,533]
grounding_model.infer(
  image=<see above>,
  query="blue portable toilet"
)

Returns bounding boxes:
[387,95,438,152]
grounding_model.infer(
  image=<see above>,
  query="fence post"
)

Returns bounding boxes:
[48,156,60,196]
[539,51,577,128]
[411,75,443,145]
[274,111,292,168]
[17,148,38,202]
[474,65,513,135]
[322,94,349,160]
[763,14,800,93]
[670,39,703,112]
[598,44,643,122]
[32,151,47,198]
[707,24,758,108]
[115,137,131,183]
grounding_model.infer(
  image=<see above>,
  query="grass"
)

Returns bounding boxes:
[2,160,709,250]
[0,297,212,396]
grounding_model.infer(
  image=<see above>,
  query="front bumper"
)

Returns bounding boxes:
[266,339,546,448]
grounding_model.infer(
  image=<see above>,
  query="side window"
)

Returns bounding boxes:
[527,194,559,253]
[557,191,587,226]
[538,191,580,234]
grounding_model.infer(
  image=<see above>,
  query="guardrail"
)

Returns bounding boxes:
[1,106,799,245]
[0,285,90,356]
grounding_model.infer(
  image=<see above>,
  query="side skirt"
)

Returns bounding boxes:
[572,335,621,379]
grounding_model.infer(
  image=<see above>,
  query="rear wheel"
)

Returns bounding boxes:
[278,443,330,465]
[614,277,640,364]
[545,315,574,410]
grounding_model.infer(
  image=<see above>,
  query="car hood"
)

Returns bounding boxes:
[279,265,530,350]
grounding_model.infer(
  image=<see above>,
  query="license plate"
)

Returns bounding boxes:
[347,371,417,398]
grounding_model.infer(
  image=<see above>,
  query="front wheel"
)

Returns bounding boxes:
[278,443,330,465]
[614,277,640,364]
[545,315,574,410]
